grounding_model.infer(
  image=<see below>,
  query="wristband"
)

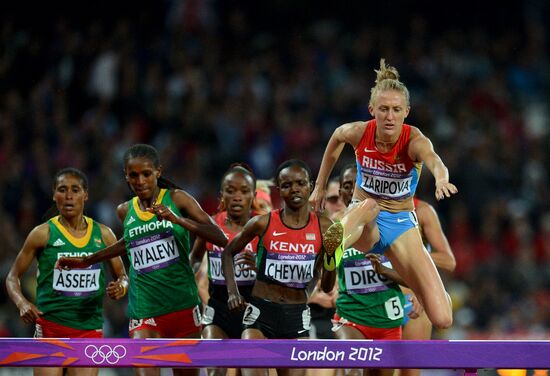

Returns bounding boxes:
[119,279,129,296]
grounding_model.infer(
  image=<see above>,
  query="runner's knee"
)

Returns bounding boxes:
[432,314,453,330]
[430,300,453,330]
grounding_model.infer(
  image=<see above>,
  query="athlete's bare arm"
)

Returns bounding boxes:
[55,203,130,270]
[310,121,366,212]
[366,253,409,287]
[416,201,456,272]
[408,128,458,201]
[101,224,129,300]
[189,237,207,273]
[6,224,49,324]
[222,214,268,311]
[147,189,227,247]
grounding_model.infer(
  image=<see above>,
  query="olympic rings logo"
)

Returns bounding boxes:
[84,344,127,365]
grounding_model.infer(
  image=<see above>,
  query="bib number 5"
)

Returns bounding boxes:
[384,296,404,320]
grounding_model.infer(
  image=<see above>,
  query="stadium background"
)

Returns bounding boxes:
[0,0,548,371]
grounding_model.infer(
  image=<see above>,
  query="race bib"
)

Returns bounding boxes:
[129,231,180,274]
[343,258,392,294]
[360,172,413,200]
[53,268,101,296]
[209,252,256,285]
[264,253,316,288]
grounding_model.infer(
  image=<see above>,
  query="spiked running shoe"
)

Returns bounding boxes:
[323,221,343,257]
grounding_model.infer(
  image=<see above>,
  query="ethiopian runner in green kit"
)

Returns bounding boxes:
[334,248,406,332]
[124,187,200,319]
[37,215,108,329]
[7,168,127,376]
[57,144,227,376]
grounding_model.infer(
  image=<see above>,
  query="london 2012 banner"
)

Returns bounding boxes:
[0,338,549,370]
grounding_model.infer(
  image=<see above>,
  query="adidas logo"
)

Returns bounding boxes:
[126,216,136,225]
[53,239,66,247]
[144,318,157,326]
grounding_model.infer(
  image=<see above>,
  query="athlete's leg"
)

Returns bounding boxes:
[33,368,63,376]
[132,326,201,376]
[67,368,98,376]
[279,366,306,376]
[334,325,364,376]
[399,288,433,376]
[324,199,380,257]
[385,229,452,329]
[131,328,162,376]
[306,368,338,376]
[173,330,201,376]
[203,324,229,339]
[240,329,269,376]
[203,325,230,376]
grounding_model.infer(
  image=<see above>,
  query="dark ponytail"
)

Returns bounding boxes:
[123,144,183,190]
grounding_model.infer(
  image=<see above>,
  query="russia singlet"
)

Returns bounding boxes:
[124,189,200,319]
[206,211,258,301]
[336,247,405,328]
[256,209,322,289]
[355,119,423,212]
[36,216,106,330]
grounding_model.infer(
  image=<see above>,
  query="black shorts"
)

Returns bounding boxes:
[242,296,311,339]
[202,297,246,339]
[309,303,336,339]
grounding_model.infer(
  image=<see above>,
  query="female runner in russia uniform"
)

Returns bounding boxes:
[310,59,457,330]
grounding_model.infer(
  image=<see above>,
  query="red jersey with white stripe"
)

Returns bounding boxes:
[206,211,258,287]
[256,209,322,289]
[355,119,423,212]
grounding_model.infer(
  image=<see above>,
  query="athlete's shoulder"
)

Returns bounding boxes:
[116,200,130,212]
[343,120,372,147]
[169,188,196,204]
[169,188,188,196]
[94,221,117,244]
[33,222,51,235]
[340,120,369,134]
[345,120,369,128]
[116,200,131,222]
[407,125,424,139]
[240,212,269,237]
[25,222,51,248]
[250,212,270,227]
[407,126,433,155]
[95,221,114,233]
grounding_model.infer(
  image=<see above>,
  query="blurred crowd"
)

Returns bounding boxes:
[0,1,549,340]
